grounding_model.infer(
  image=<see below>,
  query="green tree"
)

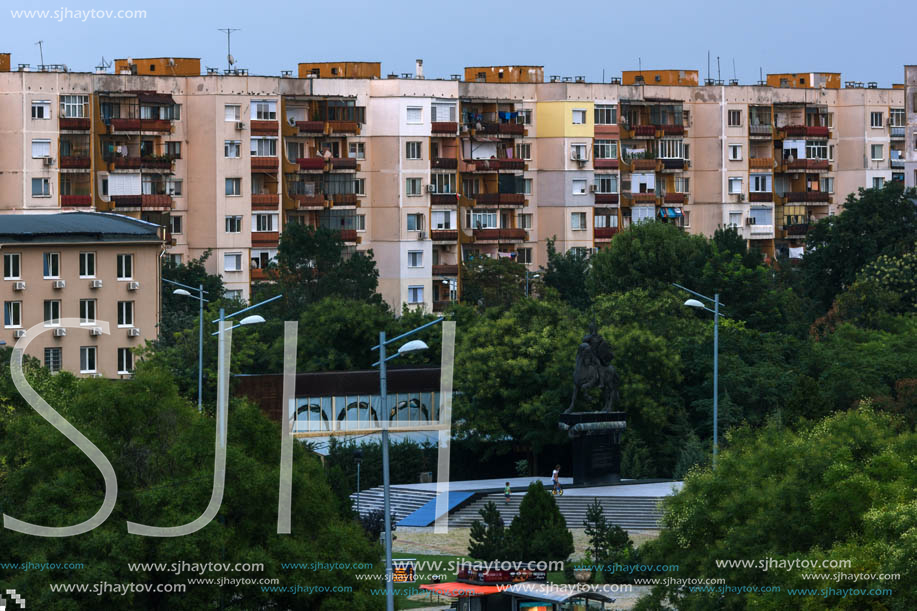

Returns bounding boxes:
[158,251,226,349]
[460,256,526,309]
[542,237,591,309]
[505,482,574,562]
[468,501,506,561]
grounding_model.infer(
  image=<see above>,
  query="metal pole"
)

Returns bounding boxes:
[380,331,394,611]
[197,284,203,412]
[525,272,529,297]
[713,293,719,469]
[218,305,225,611]
[356,461,361,517]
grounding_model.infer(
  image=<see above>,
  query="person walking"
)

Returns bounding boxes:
[552,465,562,495]
[504,482,512,503]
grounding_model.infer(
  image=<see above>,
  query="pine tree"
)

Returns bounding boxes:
[506,481,574,561]
[468,501,506,561]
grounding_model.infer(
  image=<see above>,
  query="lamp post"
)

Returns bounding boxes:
[354,448,363,518]
[371,317,445,611]
[525,271,540,297]
[163,278,208,412]
[673,283,724,469]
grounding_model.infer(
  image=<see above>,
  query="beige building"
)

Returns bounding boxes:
[0,212,163,377]
[0,57,907,311]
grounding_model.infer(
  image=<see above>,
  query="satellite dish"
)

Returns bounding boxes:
[227,54,235,66]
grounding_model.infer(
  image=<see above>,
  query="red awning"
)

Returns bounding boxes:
[420,582,503,597]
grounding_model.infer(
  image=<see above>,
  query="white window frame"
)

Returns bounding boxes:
[45,347,62,372]
[594,140,617,159]
[523,178,533,195]
[728,177,743,195]
[4,301,22,328]
[252,213,279,232]
[406,141,422,160]
[355,214,366,231]
[407,213,425,231]
[594,104,617,125]
[32,100,51,119]
[408,251,423,268]
[4,253,21,280]
[80,299,97,325]
[728,144,743,161]
[349,142,365,160]
[43,252,60,279]
[728,211,742,227]
[225,216,242,233]
[117,301,134,328]
[225,178,242,196]
[406,178,422,196]
[407,286,424,304]
[79,346,97,374]
[596,174,618,194]
[572,109,587,125]
[870,111,883,128]
[118,348,133,374]
[225,104,241,121]
[572,179,587,195]
[432,210,452,230]
[872,176,885,189]
[251,100,277,121]
[31,139,51,159]
[571,211,587,230]
[518,213,533,229]
[116,254,133,280]
[871,144,884,161]
[32,177,51,197]
[79,251,96,278]
[820,176,835,194]
[60,95,88,119]
[571,143,588,160]
[224,140,241,158]
[224,252,243,272]
[406,107,423,124]
[43,299,61,327]
[355,178,365,196]
[515,142,532,160]
[728,109,742,127]
[250,137,277,157]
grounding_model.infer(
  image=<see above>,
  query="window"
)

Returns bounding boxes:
[224,104,241,121]
[165,103,181,121]
[515,143,531,160]
[657,139,683,159]
[675,177,690,193]
[470,210,497,229]
[571,212,587,229]
[3,253,21,279]
[225,216,242,233]
[431,103,457,122]
[750,174,772,192]
[432,173,456,194]
[32,178,50,197]
[80,299,97,325]
[60,95,87,118]
[407,213,425,231]
[820,176,835,193]
[355,178,365,196]
[406,178,422,196]
[872,177,885,189]
[890,108,905,127]
[349,142,365,159]
[408,251,423,267]
[594,212,618,228]
[594,140,617,159]
[224,140,241,158]
[432,211,452,229]
[516,109,532,125]
[594,105,617,125]
[728,177,743,195]
[167,178,183,196]
[80,346,97,374]
[43,300,61,326]
[683,143,690,160]
[749,208,772,225]
[596,175,618,193]
[116,254,133,280]
[3,301,22,327]
[224,253,243,272]
[571,144,588,160]
[572,109,587,124]
[569,247,589,258]
[355,214,366,231]
[406,107,422,124]
[31,139,52,158]
[572,180,587,195]
[118,348,133,374]
[43,252,60,278]
[727,110,742,127]
[807,141,829,160]
[406,141,422,160]
[523,178,533,195]
[728,212,742,227]
[253,213,278,232]
[517,248,532,264]
[32,100,51,119]
[871,144,884,160]
[169,216,182,235]
[251,100,277,120]
[115,301,133,327]
[224,289,243,301]
[102,178,108,197]
[164,141,181,158]
[225,178,241,196]
[408,286,424,304]
[167,254,182,266]
[870,111,884,128]
[44,347,61,373]
[728,144,742,161]
[518,213,533,230]
[79,252,95,277]
[250,137,277,157]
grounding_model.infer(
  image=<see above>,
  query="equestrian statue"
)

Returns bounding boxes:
[564,321,620,413]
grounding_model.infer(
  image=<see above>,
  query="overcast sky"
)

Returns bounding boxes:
[3,0,915,87]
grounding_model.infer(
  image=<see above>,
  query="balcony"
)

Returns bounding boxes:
[785,192,831,204]
[631,159,661,171]
[112,156,142,170]
[475,193,525,206]
[891,157,905,170]
[432,300,453,312]
[473,228,527,242]
[783,125,830,138]
[251,156,279,171]
[112,195,142,209]
[661,159,685,171]
[748,192,773,203]
[783,223,810,236]
[660,125,684,136]
[663,193,686,204]
[252,231,280,246]
[252,193,279,207]
[471,159,525,172]
[293,193,326,208]
[595,193,619,205]
[594,158,619,170]
[432,264,459,276]
[431,194,458,206]
[633,125,657,138]
[890,126,905,139]
[749,157,773,170]
[786,159,830,172]
[431,230,458,242]
[498,123,525,136]
[624,193,659,205]
[250,268,269,281]
[296,120,325,134]
[330,157,358,170]
[109,118,141,132]
[431,122,458,134]
[327,121,360,134]
[594,227,619,239]
[339,229,358,242]
[59,117,90,130]
[140,157,174,170]
[60,195,92,207]
[297,157,325,171]
[432,157,458,170]
[749,124,773,138]
[140,119,172,132]
[332,193,358,206]
[60,156,91,169]
[141,194,173,210]
[250,120,279,134]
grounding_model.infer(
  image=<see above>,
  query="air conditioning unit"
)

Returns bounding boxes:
[43,156,55,166]
[90,373,104,378]
[52,327,67,337]
[417,231,427,240]
[426,184,436,193]
[52,279,66,289]
[128,327,142,337]
[13,329,26,338]
[589,184,597,192]
[745,217,756,226]
[13,281,26,291]
[736,193,745,202]
[128,281,141,291]
[236,121,246,130]
[90,327,103,336]
[90,279,103,289]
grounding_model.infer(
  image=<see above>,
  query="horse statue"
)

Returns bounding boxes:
[564,322,620,413]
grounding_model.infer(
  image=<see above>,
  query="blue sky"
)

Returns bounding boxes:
[3,0,915,87]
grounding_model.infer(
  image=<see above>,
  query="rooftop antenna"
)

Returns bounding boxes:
[707,51,710,84]
[717,56,721,83]
[35,40,44,67]
[732,58,737,80]
[218,28,240,72]
[95,56,112,72]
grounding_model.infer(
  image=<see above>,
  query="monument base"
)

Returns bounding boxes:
[559,412,626,486]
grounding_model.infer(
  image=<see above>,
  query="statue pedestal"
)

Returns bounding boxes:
[559,412,626,486]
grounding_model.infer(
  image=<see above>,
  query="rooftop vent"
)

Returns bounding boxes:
[609,77,621,85]
[387,73,398,79]
[867,81,878,88]
[729,78,739,86]
[281,70,292,77]
[17,63,30,72]
[401,73,413,79]
[207,67,219,75]
[562,76,572,82]
[450,74,461,80]
[704,78,716,86]
[575,75,585,83]
[550,75,560,83]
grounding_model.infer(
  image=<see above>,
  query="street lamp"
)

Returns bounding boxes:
[525,271,540,297]
[371,316,445,611]
[164,279,209,412]
[354,448,363,518]
[674,283,725,469]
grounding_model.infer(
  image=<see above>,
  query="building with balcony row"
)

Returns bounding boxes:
[0,56,910,311]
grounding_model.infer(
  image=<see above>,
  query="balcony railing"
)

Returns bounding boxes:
[431,122,458,134]
[251,156,279,170]
[660,125,685,136]
[432,300,452,312]
[498,123,525,136]
[594,227,619,239]
[749,157,774,169]
[252,231,280,246]
[890,126,906,139]
[250,120,279,134]
[113,157,142,170]
[785,191,831,203]
[252,193,279,206]
[296,120,325,134]
[140,119,172,132]
[783,223,810,236]
[141,194,173,209]
[783,125,830,138]
[432,264,459,276]
[891,158,905,169]
[339,229,358,242]
[293,193,326,207]
[661,159,685,171]
[749,124,773,137]
[332,193,358,205]
[471,159,525,172]
[60,195,92,207]
[748,192,773,202]
[59,117,91,130]
[786,159,830,171]
[431,229,458,241]
[112,195,142,208]
[628,193,659,204]
[472,228,527,241]
[432,157,458,170]
[431,193,458,206]
[633,125,657,138]
[140,157,174,170]
[297,157,325,170]
[595,193,619,204]
[330,157,357,170]
[475,193,525,206]
[631,159,660,171]
[60,156,91,169]
[250,268,269,281]
[663,193,686,204]
[109,118,141,131]
[327,120,360,134]
[594,158,619,170]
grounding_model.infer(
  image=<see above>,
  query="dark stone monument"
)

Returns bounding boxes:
[559,322,626,485]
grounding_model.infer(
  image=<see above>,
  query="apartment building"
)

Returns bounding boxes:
[0,212,163,377]
[0,56,907,311]
[906,66,917,189]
